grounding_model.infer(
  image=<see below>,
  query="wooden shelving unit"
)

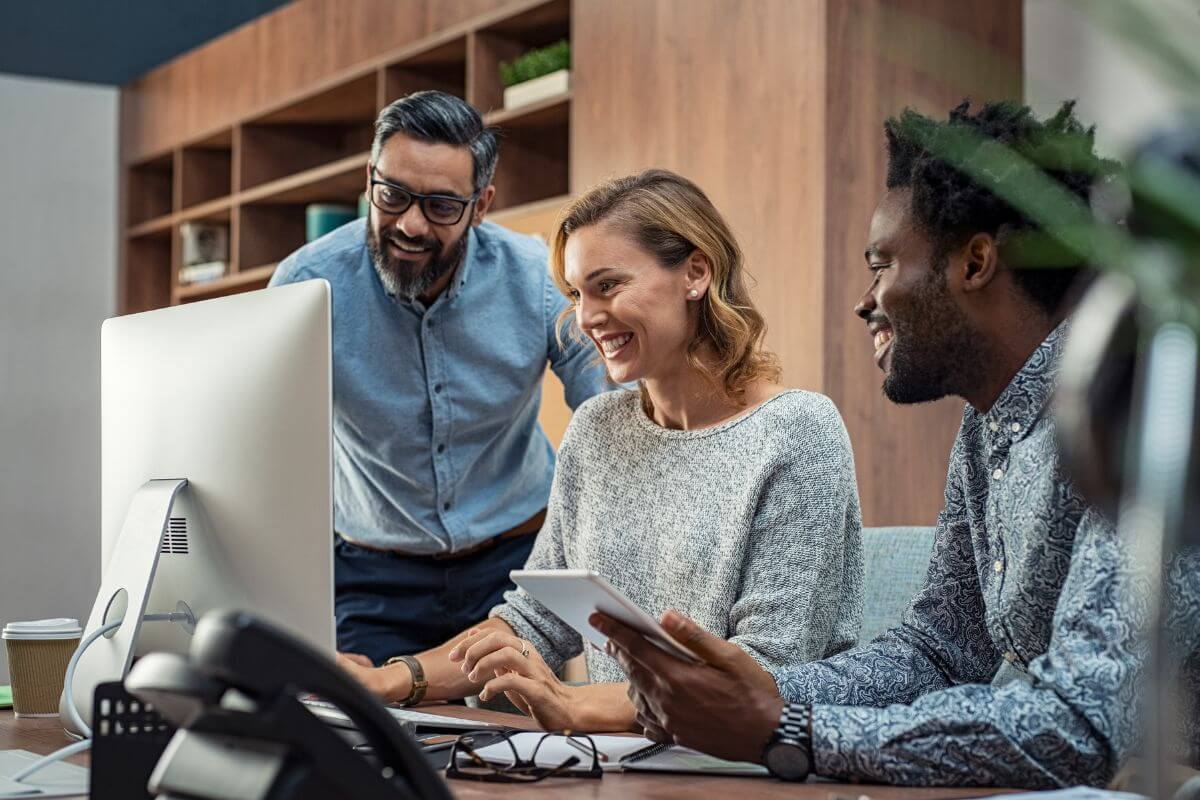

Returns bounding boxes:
[119,0,571,315]
[174,263,278,304]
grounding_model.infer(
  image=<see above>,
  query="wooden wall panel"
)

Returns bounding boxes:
[572,0,828,393]
[121,0,512,161]
[823,0,1023,525]
[573,0,1021,527]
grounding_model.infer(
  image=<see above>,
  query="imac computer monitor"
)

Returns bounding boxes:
[63,279,334,730]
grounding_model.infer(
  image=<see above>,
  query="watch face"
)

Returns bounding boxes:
[765,741,810,781]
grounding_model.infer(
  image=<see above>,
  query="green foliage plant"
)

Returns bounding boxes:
[500,39,570,88]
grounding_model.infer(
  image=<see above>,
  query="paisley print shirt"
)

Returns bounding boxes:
[777,322,1200,787]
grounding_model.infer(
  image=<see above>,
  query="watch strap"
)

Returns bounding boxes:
[777,702,810,746]
[384,654,428,707]
[762,702,813,781]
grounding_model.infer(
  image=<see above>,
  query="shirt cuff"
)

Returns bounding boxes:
[809,703,892,782]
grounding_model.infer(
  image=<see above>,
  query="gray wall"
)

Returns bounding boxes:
[1025,0,1190,155]
[0,74,116,682]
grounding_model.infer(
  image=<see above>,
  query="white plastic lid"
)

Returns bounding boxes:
[2,618,83,640]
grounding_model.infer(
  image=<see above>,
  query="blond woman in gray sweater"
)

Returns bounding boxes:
[339,169,862,733]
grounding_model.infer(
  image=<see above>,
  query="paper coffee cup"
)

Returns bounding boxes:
[2,618,82,717]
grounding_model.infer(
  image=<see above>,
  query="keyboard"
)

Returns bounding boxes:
[301,698,507,731]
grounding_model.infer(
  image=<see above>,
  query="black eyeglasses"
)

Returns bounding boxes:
[445,730,603,783]
[368,171,477,226]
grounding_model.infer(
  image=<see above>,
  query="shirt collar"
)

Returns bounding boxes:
[982,319,1070,444]
[443,224,479,303]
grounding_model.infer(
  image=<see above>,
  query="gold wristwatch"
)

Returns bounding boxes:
[383,654,428,706]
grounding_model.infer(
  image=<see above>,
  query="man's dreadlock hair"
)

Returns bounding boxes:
[884,100,1119,315]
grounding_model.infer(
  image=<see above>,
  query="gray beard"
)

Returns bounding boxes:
[366,221,468,302]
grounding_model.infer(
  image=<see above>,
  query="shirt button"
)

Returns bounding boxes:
[443,501,451,511]
[994,559,1004,573]
[1010,422,1021,433]
[988,421,999,432]
[992,468,1004,480]
[1003,650,1018,662]
[434,384,443,394]
[437,443,446,454]
[427,319,436,328]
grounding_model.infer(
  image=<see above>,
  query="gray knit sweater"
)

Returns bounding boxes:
[491,388,863,685]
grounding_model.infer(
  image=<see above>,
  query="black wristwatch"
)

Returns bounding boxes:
[762,702,812,781]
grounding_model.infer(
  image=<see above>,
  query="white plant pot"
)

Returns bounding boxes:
[503,69,570,111]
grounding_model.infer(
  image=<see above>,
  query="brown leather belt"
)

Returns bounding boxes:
[431,508,546,560]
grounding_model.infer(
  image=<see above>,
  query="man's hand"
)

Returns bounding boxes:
[335,652,412,703]
[590,610,785,764]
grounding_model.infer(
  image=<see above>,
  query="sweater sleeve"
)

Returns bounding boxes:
[728,395,863,680]
[776,422,1001,708]
[488,429,583,673]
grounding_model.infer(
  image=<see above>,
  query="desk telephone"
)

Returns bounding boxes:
[125,609,452,800]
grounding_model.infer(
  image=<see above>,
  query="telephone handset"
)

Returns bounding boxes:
[125,609,453,800]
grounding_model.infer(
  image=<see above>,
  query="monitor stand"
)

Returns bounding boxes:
[60,478,196,735]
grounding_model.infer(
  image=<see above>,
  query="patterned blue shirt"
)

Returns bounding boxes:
[778,322,1200,787]
[269,219,609,554]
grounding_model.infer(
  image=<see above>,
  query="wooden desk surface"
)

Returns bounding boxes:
[0,706,1011,799]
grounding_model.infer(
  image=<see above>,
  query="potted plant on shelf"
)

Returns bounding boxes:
[499,39,570,111]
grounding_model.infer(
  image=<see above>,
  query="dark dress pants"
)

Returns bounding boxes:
[333,533,536,665]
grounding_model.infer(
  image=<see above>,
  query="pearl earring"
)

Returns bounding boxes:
[688,289,699,298]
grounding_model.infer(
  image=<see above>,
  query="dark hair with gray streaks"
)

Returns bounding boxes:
[371,90,499,193]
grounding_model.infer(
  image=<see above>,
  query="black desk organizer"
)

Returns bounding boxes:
[89,681,175,800]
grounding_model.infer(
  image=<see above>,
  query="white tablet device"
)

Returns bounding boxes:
[509,569,700,663]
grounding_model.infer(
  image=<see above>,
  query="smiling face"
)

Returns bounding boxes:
[855,188,984,404]
[563,221,707,385]
[365,132,492,302]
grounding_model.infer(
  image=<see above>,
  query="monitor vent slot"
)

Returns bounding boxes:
[160,518,189,554]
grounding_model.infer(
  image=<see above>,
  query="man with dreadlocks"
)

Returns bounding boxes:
[593,100,1200,787]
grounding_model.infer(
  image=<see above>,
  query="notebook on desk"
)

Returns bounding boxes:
[469,732,769,776]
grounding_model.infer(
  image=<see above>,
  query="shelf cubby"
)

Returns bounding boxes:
[239,123,373,192]
[239,152,368,207]
[487,98,569,212]
[127,153,174,226]
[123,233,173,314]
[239,72,378,191]
[236,205,308,275]
[179,130,233,210]
[468,0,569,114]
[381,36,468,106]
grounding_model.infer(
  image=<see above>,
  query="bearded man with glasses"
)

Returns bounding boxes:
[269,91,609,677]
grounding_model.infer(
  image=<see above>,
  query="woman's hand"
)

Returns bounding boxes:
[449,628,579,731]
[335,652,412,703]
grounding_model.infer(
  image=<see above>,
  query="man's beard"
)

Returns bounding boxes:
[882,267,987,405]
[366,220,468,302]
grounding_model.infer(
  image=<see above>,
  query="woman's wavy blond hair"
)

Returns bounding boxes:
[549,169,780,406]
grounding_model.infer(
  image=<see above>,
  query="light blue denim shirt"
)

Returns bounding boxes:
[269,219,609,554]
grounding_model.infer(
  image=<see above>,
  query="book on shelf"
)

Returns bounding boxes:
[180,221,229,267]
[306,203,358,242]
[179,261,228,285]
